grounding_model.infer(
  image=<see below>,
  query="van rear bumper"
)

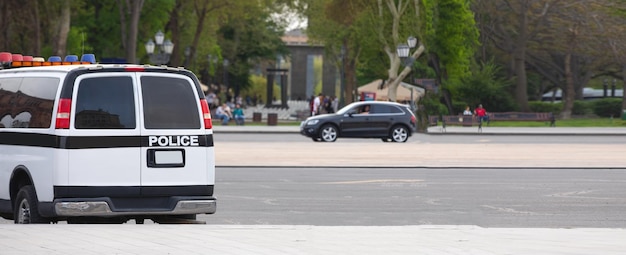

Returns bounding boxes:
[53,196,216,217]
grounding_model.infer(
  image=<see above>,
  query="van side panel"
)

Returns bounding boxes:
[0,75,64,203]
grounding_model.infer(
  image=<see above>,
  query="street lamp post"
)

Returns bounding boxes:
[145,30,174,65]
[396,36,417,66]
[397,36,427,132]
[183,46,191,67]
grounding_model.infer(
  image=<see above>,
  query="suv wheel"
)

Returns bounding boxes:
[390,125,409,143]
[319,125,338,142]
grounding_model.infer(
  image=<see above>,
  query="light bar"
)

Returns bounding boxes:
[0,52,97,69]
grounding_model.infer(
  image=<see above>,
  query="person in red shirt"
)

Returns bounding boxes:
[474,104,489,124]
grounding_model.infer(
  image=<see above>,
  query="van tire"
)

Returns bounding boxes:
[14,185,49,224]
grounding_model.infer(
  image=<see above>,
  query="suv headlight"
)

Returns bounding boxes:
[306,119,319,125]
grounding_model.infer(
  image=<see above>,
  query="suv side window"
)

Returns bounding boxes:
[75,76,136,129]
[370,104,402,114]
[141,76,200,129]
[0,77,59,128]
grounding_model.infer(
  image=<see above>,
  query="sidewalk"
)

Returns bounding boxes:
[2,225,626,254]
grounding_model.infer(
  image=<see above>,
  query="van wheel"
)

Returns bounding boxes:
[390,125,409,143]
[319,125,338,142]
[14,185,49,224]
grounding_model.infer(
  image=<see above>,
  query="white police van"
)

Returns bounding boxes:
[0,53,216,224]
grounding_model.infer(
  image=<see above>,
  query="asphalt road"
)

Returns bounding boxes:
[203,166,626,228]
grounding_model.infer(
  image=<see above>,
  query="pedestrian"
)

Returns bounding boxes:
[463,106,472,116]
[313,93,322,115]
[309,95,315,116]
[331,96,339,113]
[474,104,489,124]
[206,90,217,109]
[215,103,232,125]
[233,104,245,125]
[324,96,334,113]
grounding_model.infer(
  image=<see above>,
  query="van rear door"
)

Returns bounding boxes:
[137,73,212,193]
[68,74,141,194]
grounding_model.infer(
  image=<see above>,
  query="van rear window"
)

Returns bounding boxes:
[0,77,59,128]
[141,76,200,129]
[75,76,136,129]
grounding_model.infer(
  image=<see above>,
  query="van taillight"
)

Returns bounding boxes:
[55,98,72,129]
[200,99,212,129]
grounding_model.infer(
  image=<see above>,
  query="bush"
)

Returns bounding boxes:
[422,93,449,116]
[572,100,593,116]
[455,61,518,113]
[529,101,561,114]
[591,98,623,117]
[452,101,468,114]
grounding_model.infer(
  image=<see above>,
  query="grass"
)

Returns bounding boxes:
[482,118,626,127]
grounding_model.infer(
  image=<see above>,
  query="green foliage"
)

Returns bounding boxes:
[425,0,479,82]
[422,92,449,116]
[314,56,323,95]
[66,27,93,56]
[217,2,288,94]
[456,61,517,112]
[572,100,593,116]
[503,100,594,117]
[528,101,562,115]
[246,75,267,104]
[452,101,469,114]
[591,98,623,117]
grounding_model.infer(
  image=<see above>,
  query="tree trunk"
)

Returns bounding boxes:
[126,0,144,64]
[561,52,574,119]
[32,0,41,55]
[168,1,182,66]
[54,0,70,57]
[117,0,127,52]
[513,47,530,111]
[345,57,357,104]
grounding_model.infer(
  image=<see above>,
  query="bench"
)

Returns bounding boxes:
[489,112,555,127]
[428,116,439,127]
[433,112,556,133]
[441,115,481,132]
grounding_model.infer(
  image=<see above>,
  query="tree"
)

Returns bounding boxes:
[117,0,144,64]
[215,0,289,97]
[359,0,477,105]
[306,0,369,105]
[475,0,564,112]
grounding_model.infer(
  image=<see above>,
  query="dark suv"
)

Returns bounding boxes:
[300,101,417,142]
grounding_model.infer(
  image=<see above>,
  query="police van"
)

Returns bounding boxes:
[0,53,216,224]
